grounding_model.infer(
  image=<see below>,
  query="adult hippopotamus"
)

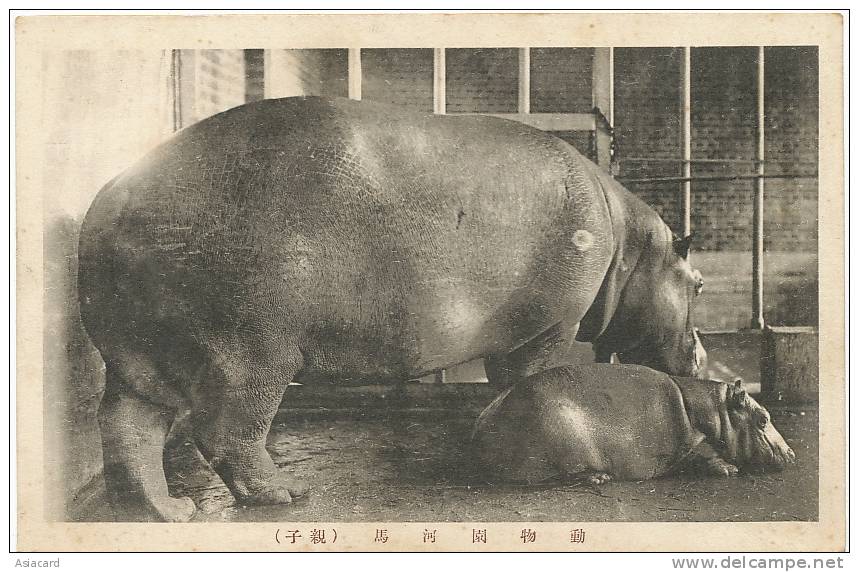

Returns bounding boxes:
[78,96,706,521]
[471,364,795,484]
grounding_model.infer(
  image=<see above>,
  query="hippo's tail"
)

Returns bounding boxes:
[470,385,516,442]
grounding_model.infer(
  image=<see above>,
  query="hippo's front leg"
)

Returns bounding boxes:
[192,340,310,506]
[682,442,739,477]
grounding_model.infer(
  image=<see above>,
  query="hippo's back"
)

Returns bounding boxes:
[79,97,614,382]
[472,365,705,481]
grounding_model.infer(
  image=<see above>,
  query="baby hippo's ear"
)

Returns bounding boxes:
[729,379,747,409]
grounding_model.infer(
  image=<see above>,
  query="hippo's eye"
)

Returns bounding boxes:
[757,415,769,429]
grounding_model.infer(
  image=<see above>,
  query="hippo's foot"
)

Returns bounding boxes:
[704,458,740,478]
[582,471,613,485]
[235,477,311,507]
[148,496,197,522]
[682,442,740,478]
[108,492,197,522]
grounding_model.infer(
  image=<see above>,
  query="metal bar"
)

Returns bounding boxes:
[428,48,444,394]
[591,48,614,167]
[518,47,530,114]
[450,112,596,132]
[347,48,362,101]
[433,48,446,114]
[608,47,615,128]
[170,49,182,132]
[616,157,816,165]
[681,47,692,237]
[618,173,816,185]
[752,46,766,329]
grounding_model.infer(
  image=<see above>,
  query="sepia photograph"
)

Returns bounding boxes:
[14,11,846,552]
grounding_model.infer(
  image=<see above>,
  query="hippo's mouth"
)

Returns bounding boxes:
[742,444,797,473]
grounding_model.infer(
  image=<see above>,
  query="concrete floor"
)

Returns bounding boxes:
[72,404,817,523]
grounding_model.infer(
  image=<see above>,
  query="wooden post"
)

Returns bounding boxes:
[518,47,530,114]
[433,48,446,114]
[681,47,692,238]
[592,47,613,168]
[752,46,766,329]
[348,48,362,101]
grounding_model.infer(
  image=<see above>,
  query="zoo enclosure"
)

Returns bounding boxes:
[43,45,820,518]
[166,47,819,388]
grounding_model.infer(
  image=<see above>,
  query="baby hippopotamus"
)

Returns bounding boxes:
[471,364,795,484]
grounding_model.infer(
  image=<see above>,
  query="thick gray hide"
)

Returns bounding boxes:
[471,364,796,483]
[78,96,704,521]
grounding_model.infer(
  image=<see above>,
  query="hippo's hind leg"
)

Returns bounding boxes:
[191,338,309,507]
[98,358,196,522]
[485,321,578,387]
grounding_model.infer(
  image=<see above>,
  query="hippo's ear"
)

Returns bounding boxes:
[673,234,693,260]
[729,379,746,409]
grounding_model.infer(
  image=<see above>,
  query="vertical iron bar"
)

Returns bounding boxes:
[171,49,182,132]
[432,47,446,381]
[348,48,362,101]
[608,47,615,128]
[591,48,613,168]
[518,47,531,114]
[681,47,692,238]
[433,48,446,114]
[752,46,766,329]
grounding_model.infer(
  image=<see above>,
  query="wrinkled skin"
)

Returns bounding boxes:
[471,365,795,484]
[78,96,706,521]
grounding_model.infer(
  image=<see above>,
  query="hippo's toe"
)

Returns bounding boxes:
[708,459,739,478]
[584,471,613,485]
[237,478,311,507]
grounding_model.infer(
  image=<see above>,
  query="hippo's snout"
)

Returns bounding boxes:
[749,442,796,473]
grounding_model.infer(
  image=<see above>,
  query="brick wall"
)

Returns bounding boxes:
[530,47,593,113]
[362,48,434,112]
[446,48,519,113]
[614,48,685,227]
[614,47,818,252]
[762,47,819,251]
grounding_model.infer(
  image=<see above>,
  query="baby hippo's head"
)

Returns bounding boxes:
[723,380,796,472]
